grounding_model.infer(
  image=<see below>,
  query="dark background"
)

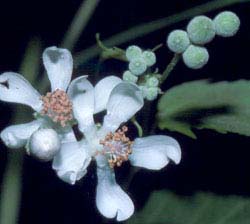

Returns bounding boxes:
[0,0,250,223]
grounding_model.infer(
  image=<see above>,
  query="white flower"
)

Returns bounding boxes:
[0,46,121,160]
[54,78,181,221]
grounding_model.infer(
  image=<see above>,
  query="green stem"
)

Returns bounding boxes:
[96,33,127,61]
[74,0,248,65]
[152,43,163,52]
[131,117,143,137]
[0,151,24,224]
[160,53,181,83]
[0,39,41,224]
[61,0,101,50]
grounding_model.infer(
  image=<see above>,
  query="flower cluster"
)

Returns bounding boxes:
[122,45,161,101]
[0,46,181,221]
[167,11,240,69]
[0,46,78,160]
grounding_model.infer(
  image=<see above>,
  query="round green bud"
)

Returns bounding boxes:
[139,85,147,98]
[187,16,215,44]
[122,70,138,83]
[145,87,159,101]
[183,45,209,69]
[167,30,190,53]
[213,11,240,37]
[129,58,147,76]
[142,51,156,66]
[146,76,159,87]
[125,45,142,61]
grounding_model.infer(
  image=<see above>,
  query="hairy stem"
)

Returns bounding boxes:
[131,117,143,137]
[160,53,181,83]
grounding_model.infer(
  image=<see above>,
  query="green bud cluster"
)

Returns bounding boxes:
[138,74,161,101]
[123,46,161,101]
[125,45,156,76]
[166,11,240,70]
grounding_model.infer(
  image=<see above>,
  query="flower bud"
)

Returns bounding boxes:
[28,128,61,161]
[142,51,156,66]
[183,45,209,69]
[129,58,147,76]
[187,16,215,44]
[213,11,240,37]
[167,30,190,53]
[146,76,159,87]
[125,45,142,61]
[122,70,138,83]
[144,87,159,101]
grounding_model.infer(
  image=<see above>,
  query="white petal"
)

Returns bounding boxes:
[94,76,122,114]
[43,46,73,91]
[52,140,91,185]
[129,135,181,170]
[0,119,43,149]
[96,166,134,221]
[0,72,42,111]
[58,128,77,143]
[102,82,143,132]
[67,76,95,134]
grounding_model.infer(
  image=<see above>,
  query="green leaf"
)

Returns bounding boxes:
[127,191,250,224]
[157,80,250,138]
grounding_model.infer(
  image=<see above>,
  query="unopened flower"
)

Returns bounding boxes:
[213,11,240,37]
[128,58,147,76]
[167,30,190,53]
[187,15,215,45]
[122,70,138,83]
[125,45,142,61]
[142,51,156,66]
[126,45,157,76]
[183,45,209,69]
[28,128,61,161]
[53,78,181,221]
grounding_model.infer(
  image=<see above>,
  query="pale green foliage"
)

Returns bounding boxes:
[214,11,240,37]
[157,80,250,138]
[187,15,215,44]
[183,45,209,69]
[126,45,142,61]
[167,30,190,53]
[127,191,250,224]
[123,70,138,83]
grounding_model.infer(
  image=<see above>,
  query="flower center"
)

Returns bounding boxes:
[41,89,73,127]
[99,126,133,168]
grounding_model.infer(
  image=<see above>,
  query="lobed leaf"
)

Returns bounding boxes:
[157,80,250,138]
[128,191,250,224]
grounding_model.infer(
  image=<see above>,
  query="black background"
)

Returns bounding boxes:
[0,0,250,223]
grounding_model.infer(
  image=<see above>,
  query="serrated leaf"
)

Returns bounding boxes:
[157,80,250,138]
[127,191,250,224]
